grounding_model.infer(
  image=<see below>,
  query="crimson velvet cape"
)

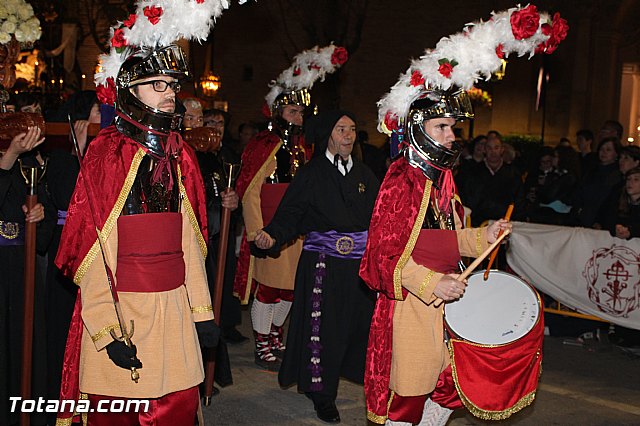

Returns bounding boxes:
[54,126,208,425]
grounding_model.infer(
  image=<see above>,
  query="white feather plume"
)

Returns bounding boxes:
[265,44,348,107]
[377,5,567,135]
[95,0,242,88]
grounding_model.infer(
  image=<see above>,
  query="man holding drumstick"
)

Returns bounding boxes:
[359,5,568,424]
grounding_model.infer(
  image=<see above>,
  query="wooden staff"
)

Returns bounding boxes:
[435,229,511,308]
[483,203,514,280]
[19,165,41,426]
[203,163,240,406]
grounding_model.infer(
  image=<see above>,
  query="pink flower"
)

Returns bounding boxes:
[330,47,348,66]
[144,5,163,25]
[510,5,540,40]
[410,70,425,87]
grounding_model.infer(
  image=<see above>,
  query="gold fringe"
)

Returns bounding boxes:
[90,324,121,342]
[448,341,540,420]
[179,165,207,259]
[417,270,436,299]
[393,181,432,300]
[74,149,146,285]
[242,142,282,204]
[239,255,255,305]
[191,305,213,314]
[475,227,483,257]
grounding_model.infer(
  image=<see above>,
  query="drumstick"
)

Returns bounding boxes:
[483,203,514,280]
[434,229,511,307]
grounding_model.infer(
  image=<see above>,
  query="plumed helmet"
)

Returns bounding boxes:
[115,44,189,137]
[405,88,473,174]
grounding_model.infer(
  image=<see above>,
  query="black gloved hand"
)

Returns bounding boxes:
[106,340,143,370]
[196,320,221,348]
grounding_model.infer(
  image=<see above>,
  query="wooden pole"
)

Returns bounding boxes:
[203,195,231,406]
[20,168,38,426]
[203,163,239,406]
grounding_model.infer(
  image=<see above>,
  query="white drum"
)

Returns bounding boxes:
[444,270,541,345]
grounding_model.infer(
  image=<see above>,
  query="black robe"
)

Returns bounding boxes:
[0,154,55,426]
[263,155,379,398]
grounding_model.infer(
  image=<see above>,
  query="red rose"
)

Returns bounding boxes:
[196,0,205,3]
[123,13,136,29]
[261,101,272,118]
[510,4,540,40]
[384,111,399,132]
[495,44,505,59]
[330,47,348,66]
[144,5,163,25]
[438,62,454,78]
[293,67,301,76]
[309,64,321,70]
[541,22,552,36]
[410,70,425,87]
[111,28,127,48]
[537,13,569,54]
[96,78,116,106]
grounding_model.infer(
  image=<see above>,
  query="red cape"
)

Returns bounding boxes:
[54,126,207,424]
[55,126,208,280]
[233,130,282,303]
[359,156,464,423]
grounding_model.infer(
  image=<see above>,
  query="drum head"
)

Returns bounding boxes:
[444,270,540,345]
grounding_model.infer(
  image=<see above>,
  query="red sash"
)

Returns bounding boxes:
[260,183,288,225]
[116,212,185,292]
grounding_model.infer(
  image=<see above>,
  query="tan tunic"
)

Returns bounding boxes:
[78,206,213,398]
[390,217,490,396]
[242,153,302,291]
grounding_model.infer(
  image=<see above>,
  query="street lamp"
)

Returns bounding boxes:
[199,72,221,97]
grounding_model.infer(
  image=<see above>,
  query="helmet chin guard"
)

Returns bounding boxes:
[114,45,189,153]
[405,89,473,181]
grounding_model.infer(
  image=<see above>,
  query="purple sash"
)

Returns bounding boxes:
[0,221,24,246]
[57,210,67,226]
[303,230,368,259]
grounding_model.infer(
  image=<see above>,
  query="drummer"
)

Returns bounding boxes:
[359,87,510,425]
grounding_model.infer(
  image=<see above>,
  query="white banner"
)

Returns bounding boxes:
[507,222,640,330]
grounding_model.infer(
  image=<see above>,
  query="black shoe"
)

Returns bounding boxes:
[314,400,340,423]
[224,327,249,344]
[254,353,281,371]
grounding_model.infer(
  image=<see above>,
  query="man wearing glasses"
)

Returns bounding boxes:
[55,44,218,424]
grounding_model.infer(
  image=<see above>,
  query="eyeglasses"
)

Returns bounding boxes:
[131,79,181,93]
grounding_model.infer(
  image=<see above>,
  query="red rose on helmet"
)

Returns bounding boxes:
[437,58,457,78]
[96,78,116,106]
[510,4,540,40]
[495,44,505,59]
[293,67,301,76]
[111,28,127,48]
[123,13,136,29]
[384,111,399,132]
[196,0,205,3]
[144,5,163,25]
[410,70,425,87]
[536,13,569,54]
[546,13,569,53]
[330,47,348,66]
